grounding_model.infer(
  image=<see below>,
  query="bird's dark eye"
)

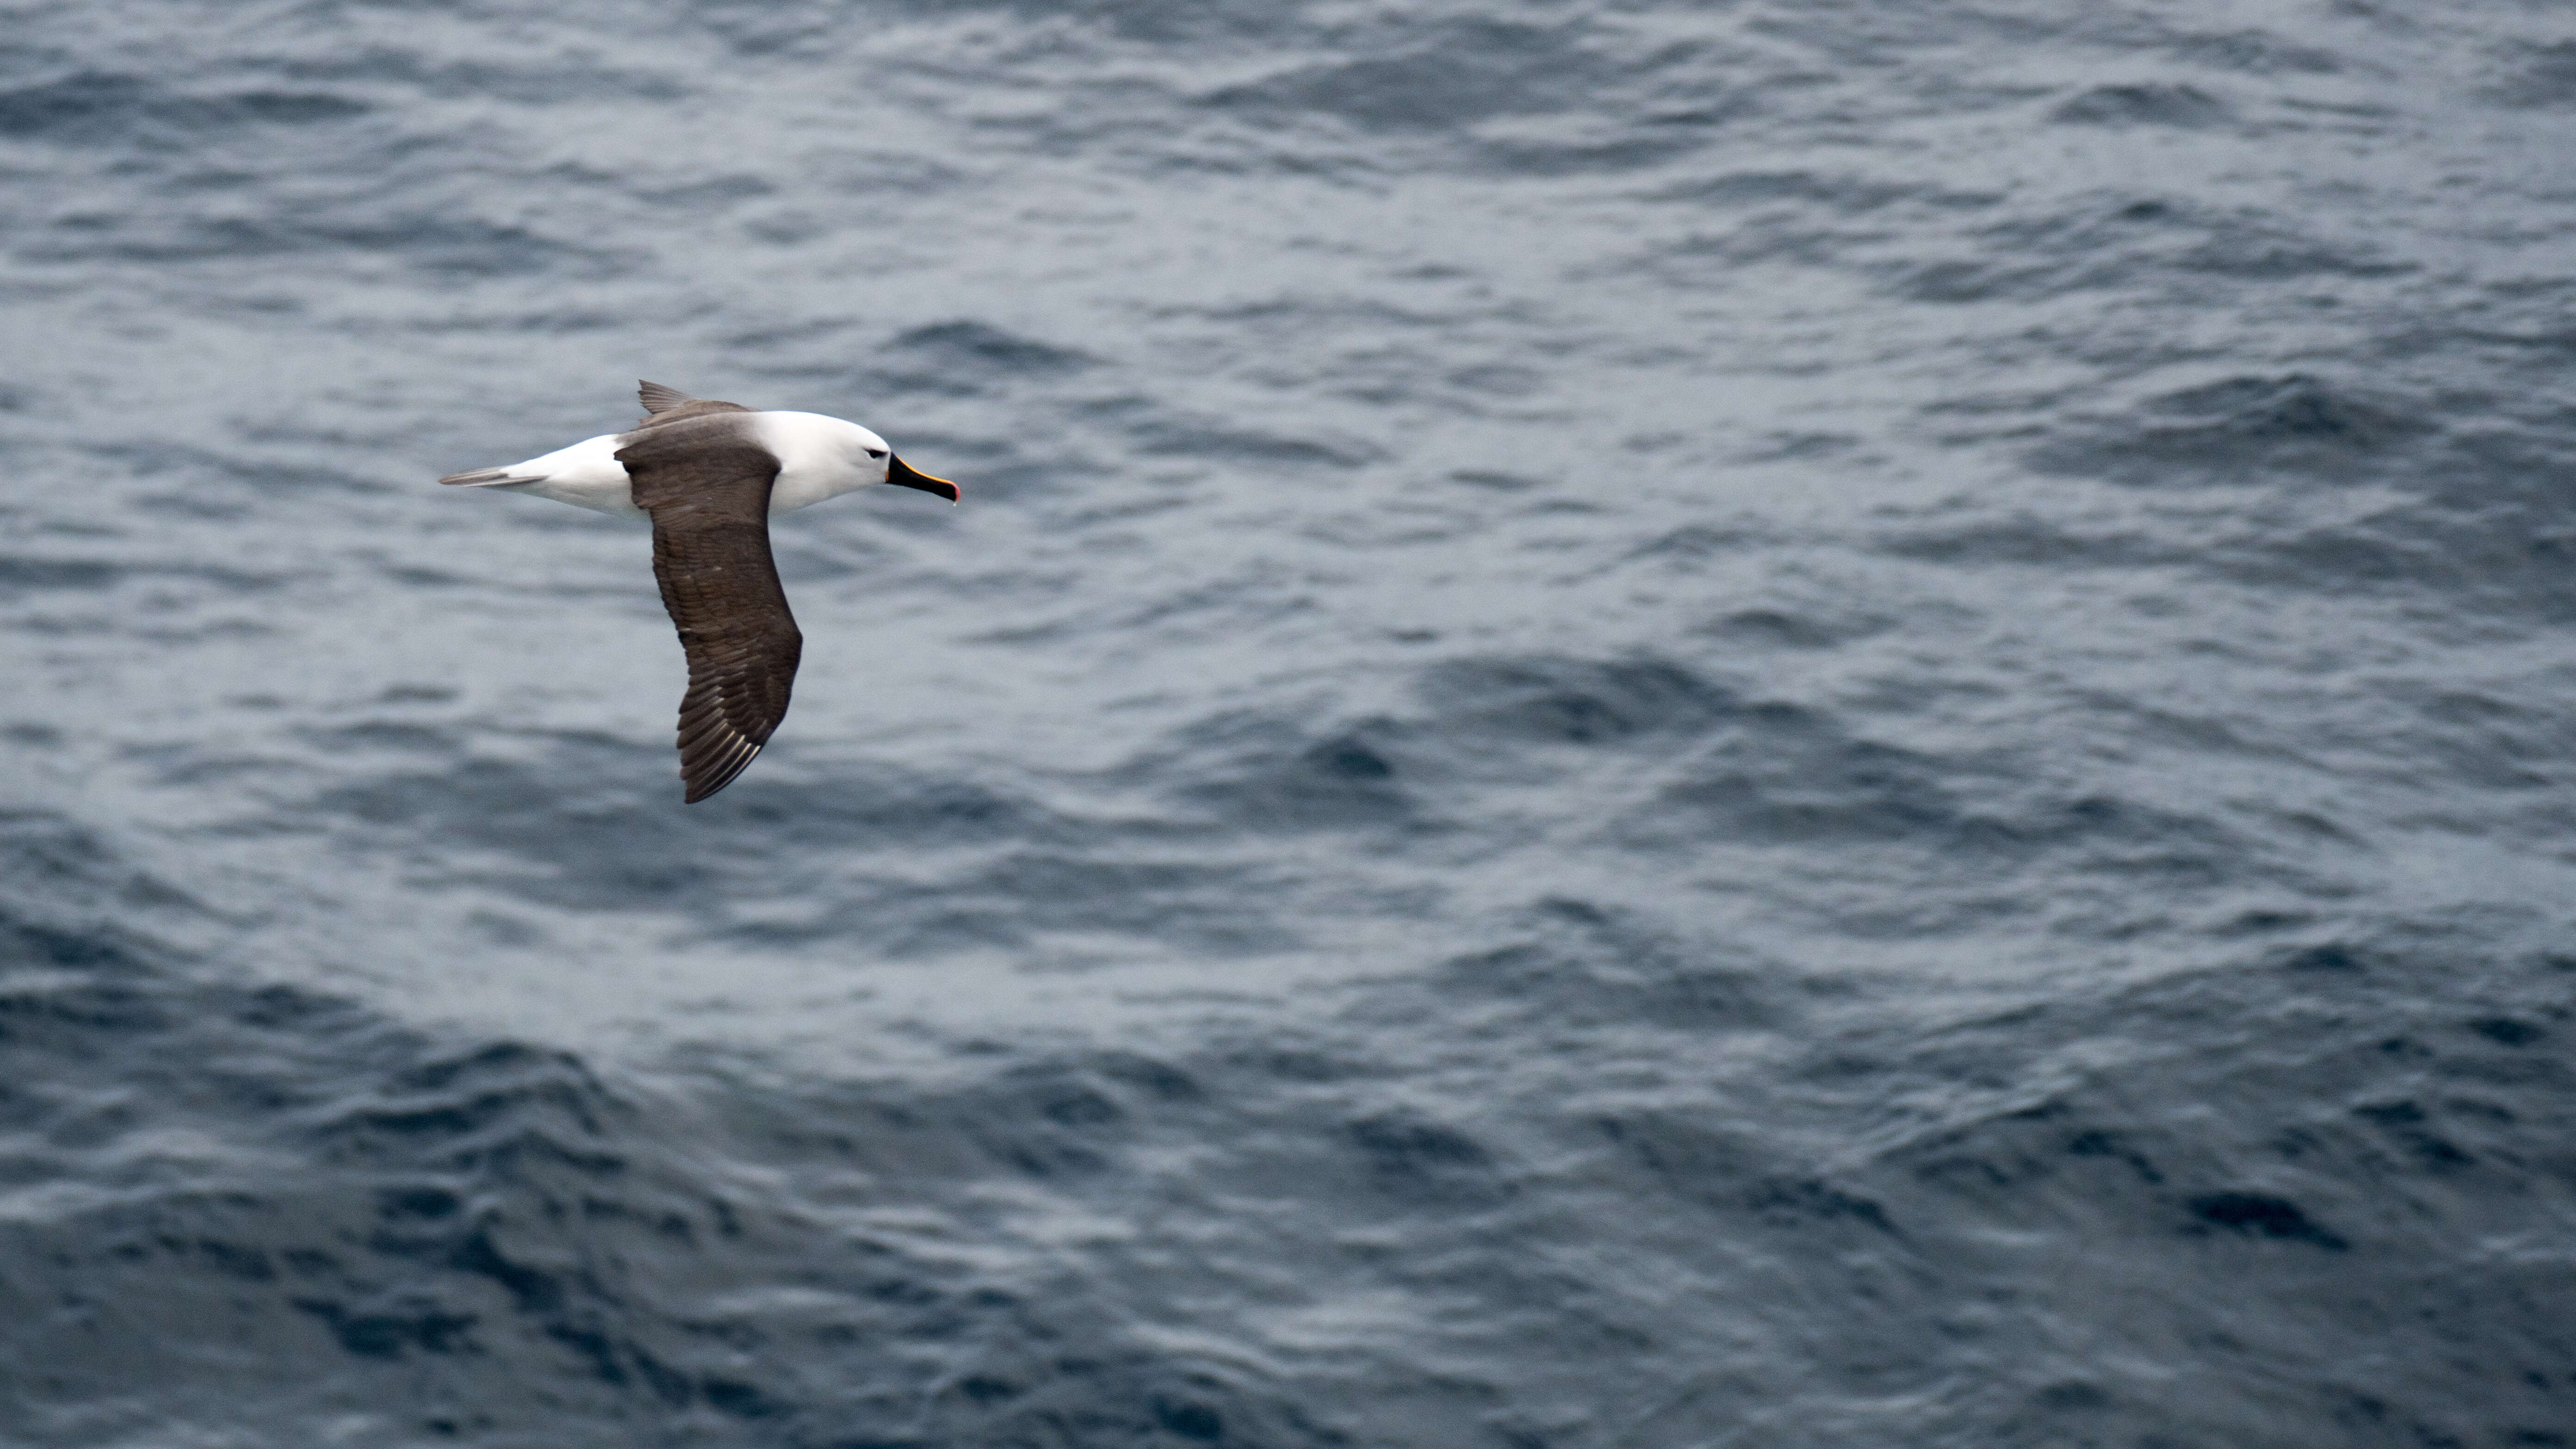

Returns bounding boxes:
[866,448,887,459]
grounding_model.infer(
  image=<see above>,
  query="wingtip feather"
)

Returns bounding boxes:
[682,740,762,803]
[638,380,698,416]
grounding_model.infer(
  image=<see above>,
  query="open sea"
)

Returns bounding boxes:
[3,0,2574,1444]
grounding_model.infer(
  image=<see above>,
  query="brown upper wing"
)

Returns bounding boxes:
[615,412,799,803]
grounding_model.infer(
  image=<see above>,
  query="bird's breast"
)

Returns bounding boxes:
[768,461,881,513]
[767,468,852,514]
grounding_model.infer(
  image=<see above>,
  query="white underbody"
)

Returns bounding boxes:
[482,411,893,519]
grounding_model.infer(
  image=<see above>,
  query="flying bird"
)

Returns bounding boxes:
[440,381,959,802]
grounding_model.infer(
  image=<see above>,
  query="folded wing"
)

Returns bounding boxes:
[616,414,799,803]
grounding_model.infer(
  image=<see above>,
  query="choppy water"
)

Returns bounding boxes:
[4,0,2575,1443]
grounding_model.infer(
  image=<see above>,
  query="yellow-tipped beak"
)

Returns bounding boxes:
[886,454,960,503]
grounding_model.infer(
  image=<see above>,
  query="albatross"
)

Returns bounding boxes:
[440,381,959,802]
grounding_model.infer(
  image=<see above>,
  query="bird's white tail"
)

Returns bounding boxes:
[438,468,547,487]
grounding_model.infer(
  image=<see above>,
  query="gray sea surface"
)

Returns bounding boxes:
[4,0,2574,1444]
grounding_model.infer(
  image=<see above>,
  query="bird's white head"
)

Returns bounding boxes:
[769,411,961,504]
[839,417,894,469]
[836,415,959,501]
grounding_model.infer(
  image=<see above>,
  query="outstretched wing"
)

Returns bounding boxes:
[616,416,799,803]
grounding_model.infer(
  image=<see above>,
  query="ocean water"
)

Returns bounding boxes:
[3,0,2574,1443]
